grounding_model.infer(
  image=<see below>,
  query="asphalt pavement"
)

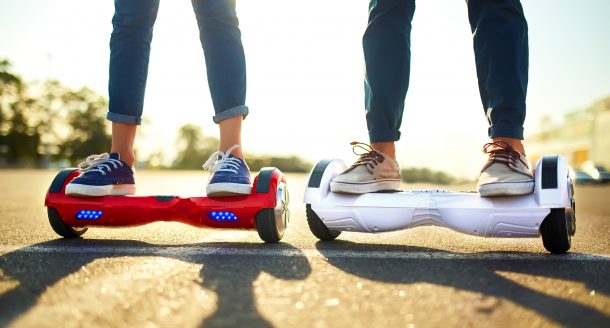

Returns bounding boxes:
[0,170,609,327]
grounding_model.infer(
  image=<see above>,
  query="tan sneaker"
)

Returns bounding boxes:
[330,142,401,194]
[477,141,534,197]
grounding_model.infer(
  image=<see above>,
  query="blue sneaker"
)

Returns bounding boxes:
[65,153,136,197]
[202,145,252,197]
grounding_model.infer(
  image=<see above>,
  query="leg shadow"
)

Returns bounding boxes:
[0,239,312,327]
[315,241,610,326]
[196,243,311,328]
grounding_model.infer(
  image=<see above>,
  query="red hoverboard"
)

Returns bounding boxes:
[44,167,289,243]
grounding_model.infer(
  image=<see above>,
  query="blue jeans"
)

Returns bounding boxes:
[364,0,529,142]
[107,0,248,125]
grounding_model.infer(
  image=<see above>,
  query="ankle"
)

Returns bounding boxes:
[492,137,526,156]
[123,157,135,167]
[113,151,135,166]
[229,148,244,160]
[220,145,244,160]
[371,141,396,160]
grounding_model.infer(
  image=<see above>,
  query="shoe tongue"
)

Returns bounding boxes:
[109,152,121,161]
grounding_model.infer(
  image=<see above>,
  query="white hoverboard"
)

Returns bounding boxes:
[304,155,575,254]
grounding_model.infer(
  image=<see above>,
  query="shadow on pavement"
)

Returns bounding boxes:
[316,240,610,327]
[0,239,312,328]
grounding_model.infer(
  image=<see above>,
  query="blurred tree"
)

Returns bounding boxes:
[1,58,313,170]
[36,80,73,154]
[0,60,19,163]
[145,150,166,169]
[401,167,455,184]
[0,60,23,143]
[0,59,22,98]
[248,155,311,173]
[172,124,219,169]
[0,59,41,166]
[1,106,41,165]
[171,124,312,172]
[57,87,111,163]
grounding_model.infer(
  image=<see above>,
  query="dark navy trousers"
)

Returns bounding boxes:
[364,0,529,142]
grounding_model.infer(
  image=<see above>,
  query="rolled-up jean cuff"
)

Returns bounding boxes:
[368,130,401,143]
[107,112,142,125]
[213,105,249,123]
[488,125,524,140]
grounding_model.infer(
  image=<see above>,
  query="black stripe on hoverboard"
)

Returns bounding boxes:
[255,167,276,193]
[49,168,78,193]
[541,155,559,189]
[307,159,333,188]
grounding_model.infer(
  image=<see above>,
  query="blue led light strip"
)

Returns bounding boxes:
[76,210,103,220]
[209,211,238,222]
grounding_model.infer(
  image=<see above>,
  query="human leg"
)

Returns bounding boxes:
[219,116,244,159]
[66,0,159,196]
[107,0,160,126]
[192,0,250,196]
[107,0,160,164]
[364,0,416,146]
[192,0,248,127]
[468,0,528,142]
[467,0,533,196]
[111,122,137,166]
[331,0,415,194]
[203,115,251,196]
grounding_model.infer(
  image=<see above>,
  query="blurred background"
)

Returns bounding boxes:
[1,0,609,184]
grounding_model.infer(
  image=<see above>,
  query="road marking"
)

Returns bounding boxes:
[1,244,609,261]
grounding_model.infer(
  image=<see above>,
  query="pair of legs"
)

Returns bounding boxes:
[331,0,533,196]
[108,0,248,164]
[66,0,251,197]
[364,0,529,157]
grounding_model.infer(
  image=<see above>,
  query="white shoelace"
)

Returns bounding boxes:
[202,145,242,174]
[77,153,124,175]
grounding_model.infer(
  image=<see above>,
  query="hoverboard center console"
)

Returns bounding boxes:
[304,155,575,254]
[45,167,289,243]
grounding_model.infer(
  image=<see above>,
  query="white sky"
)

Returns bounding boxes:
[1,0,609,177]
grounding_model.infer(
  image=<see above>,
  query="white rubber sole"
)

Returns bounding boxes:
[65,183,136,197]
[330,179,401,194]
[478,180,534,197]
[206,183,252,197]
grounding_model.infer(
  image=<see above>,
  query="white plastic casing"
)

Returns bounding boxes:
[304,156,571,238]
[534,155,572,208]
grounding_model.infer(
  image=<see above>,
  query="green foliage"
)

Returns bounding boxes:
[171,124,312,172]
[1,58,312,170]
[0,60,41,165]
[0,59,22,135]
[57,88,111,163]
[0,58,111,166]
[400,167,455,185]
[1,109,41,165]
[172,124,219,169]
[247,155,311,173]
